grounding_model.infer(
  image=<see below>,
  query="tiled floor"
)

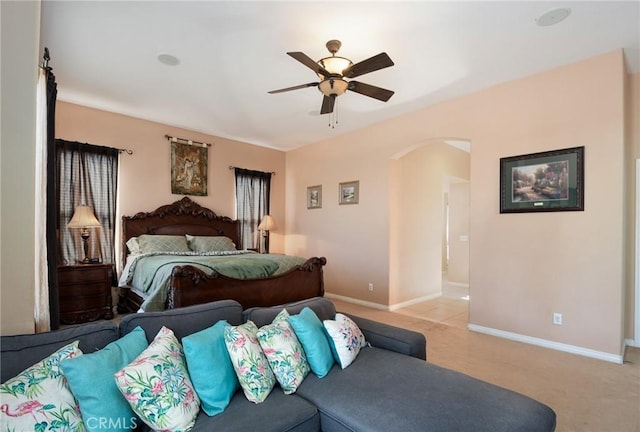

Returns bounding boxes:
[394,281,469,329]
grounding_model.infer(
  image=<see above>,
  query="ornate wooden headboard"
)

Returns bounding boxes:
[122,197,240,265]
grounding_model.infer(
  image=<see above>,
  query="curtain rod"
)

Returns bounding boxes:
[118,148,134,155]
[39,47,51,71]
[165,134,212,148]
[228,165,275,176]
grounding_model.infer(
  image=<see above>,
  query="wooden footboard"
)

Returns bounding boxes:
[118,256,326,312]
[168,257,326,309]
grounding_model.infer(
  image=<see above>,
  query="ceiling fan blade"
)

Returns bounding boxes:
[347,81,394,102]
[320,95,336,114]
[342,52,394,78]
[268,82,318,94]
[287,52,331,77]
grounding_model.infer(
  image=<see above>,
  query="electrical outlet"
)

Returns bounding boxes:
[553,312,563,325]
[368,283,374,292]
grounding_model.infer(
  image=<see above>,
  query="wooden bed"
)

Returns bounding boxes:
[117,197,326,312]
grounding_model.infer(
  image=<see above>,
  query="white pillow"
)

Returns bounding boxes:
[0,341,84,431]
[125,237,141,255]
[323,313,367,369]
[114,326,200,431]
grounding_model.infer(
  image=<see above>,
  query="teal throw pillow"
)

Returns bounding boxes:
[288,307,334,378]
[183,320,239,416]
[61,326,148,432]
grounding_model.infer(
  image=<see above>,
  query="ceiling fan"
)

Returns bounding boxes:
[268,40,395,115]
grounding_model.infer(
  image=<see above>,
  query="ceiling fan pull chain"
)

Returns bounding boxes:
[328,101,338,129]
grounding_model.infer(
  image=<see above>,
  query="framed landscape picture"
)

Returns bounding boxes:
[307,185,322,209]
[500,146,584,213]
[339,181,359,205]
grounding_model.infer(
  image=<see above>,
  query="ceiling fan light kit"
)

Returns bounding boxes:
[269,39,395,125]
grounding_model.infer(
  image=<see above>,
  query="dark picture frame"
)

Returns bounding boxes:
[500,146,584,213]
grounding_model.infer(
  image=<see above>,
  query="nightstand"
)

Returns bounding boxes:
[57,263,114,324]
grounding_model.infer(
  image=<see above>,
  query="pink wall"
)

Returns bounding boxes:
[287,51,629,358]
[624,73,640,340]
[56,102,287,259]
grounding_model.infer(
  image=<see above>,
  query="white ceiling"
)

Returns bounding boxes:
[40,1,640,151]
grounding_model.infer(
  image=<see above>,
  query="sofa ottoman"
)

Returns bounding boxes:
[296,347,556,432]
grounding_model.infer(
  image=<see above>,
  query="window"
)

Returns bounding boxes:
[56,140,118,266]
[234,168,271,250]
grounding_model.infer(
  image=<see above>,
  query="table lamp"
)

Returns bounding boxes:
[67,205,102,263]
[258,214,275,254]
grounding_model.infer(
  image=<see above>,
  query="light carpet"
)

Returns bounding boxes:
[333,299,640,432]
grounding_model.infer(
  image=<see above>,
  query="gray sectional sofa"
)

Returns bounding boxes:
[1,297,556,431]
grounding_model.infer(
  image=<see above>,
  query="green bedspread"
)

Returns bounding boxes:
[122,251,306,312]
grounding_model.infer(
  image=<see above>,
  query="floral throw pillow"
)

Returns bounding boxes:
[256,309,310,394]
[0,341,85,432]
[323,313,367,369]
[224,321,276,403]
[114,326,200,431]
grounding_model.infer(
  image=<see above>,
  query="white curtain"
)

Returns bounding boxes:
[34,66,50,332]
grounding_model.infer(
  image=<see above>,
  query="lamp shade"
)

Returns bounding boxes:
[67,206,101,228]
[258,214,276,231]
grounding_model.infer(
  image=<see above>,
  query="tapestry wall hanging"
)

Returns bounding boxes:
[171,140,208,196]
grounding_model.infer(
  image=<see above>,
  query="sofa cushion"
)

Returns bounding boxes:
[256,309,310,394]
[224,321,276,403]
[0,341,85,432]
[183,320,239,416]
[296,347,556,432]
[114,326,200,431]
[61,326,148,432]
[1,321,119,383]
[243,296,336,327]
[288,307,335,378]
[119,299,243,342]
[189,391,319,432]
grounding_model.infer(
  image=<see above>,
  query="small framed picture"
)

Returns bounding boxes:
[307,185,322,209]
[500,146,584,213]
[339,181,359,205]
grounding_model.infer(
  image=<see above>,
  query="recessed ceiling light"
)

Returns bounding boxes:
[157,53,180,66]
[535,7,571,27]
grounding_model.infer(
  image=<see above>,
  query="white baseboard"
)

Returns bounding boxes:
[625,338,639,348]
[325,292,441,312]
[388,293,442,311]
[324,293,389,310]
[468,324,624,364]
[446,281,469,288]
